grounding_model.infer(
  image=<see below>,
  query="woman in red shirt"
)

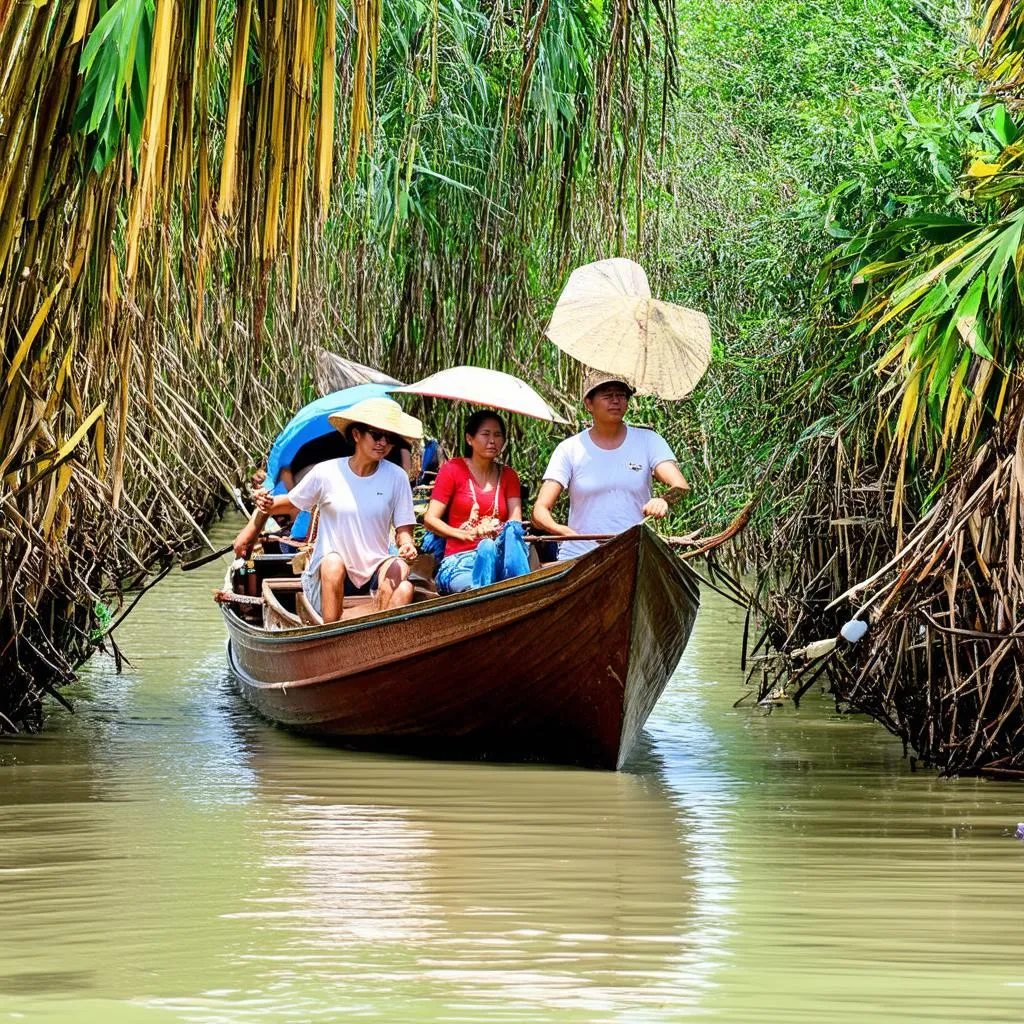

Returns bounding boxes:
[424,410,530,594]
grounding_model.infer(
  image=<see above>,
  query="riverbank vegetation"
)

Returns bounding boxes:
[0,0,678,729]
[4,0,1021,776]
[733,1,1024,777]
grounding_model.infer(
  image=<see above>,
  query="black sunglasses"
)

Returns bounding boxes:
[365,428,400,446]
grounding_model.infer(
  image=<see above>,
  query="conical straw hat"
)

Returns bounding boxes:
[328,397,423,444]
[545,258,711,400]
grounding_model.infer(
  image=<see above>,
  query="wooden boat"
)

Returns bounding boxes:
[221,524,700,769]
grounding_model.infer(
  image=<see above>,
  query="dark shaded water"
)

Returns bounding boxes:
[3,519,1024,1021]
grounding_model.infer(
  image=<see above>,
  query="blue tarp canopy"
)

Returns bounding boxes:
[265,382,398,494]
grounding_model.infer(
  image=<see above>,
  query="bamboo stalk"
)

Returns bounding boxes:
[218,0,252,219]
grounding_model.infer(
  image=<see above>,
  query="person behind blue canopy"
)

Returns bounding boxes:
[265,383,402,493]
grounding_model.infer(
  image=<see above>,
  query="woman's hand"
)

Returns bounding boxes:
[253,487,274,514]
[642,497,669,519]
[476,517,500,539]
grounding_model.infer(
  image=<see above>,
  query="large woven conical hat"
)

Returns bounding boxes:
[545,258,711,400]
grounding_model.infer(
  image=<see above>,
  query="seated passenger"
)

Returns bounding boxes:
[242,398,422,622]
[415,436,447,487]
[423,410,530,595]
[531,369,690,559]
[280,431,412,546]
[234,416,414,556]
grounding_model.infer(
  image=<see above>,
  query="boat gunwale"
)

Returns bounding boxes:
[221,546,586,646]
[223,526,698,650]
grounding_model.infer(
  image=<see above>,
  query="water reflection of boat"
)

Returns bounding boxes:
[241,732,698,971]
[223,525,700,769]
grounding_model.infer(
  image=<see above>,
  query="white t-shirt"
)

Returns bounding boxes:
[542,426,676,561]
[288,458,416,587]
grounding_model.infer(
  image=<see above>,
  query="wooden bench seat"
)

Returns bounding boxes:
[262,577,442,631]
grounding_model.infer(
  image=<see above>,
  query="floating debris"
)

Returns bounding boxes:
[840,618,869,643]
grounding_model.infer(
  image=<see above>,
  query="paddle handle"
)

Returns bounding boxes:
[181,542,236,571]
[525,503,753,555]
[524,533,611,543]
[524,533,697,547]
[181,528,287,572]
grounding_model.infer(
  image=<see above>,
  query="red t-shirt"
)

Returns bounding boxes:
[430,459,522,556]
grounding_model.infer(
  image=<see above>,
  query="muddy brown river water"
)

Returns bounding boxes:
[3,519,1024,1022]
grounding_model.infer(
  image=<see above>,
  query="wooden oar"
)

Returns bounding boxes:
[524,533,699,546]
[181,532,292,571]
[523,500,753,558]
[181,542,237,572]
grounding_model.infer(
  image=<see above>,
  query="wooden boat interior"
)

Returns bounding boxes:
[235,552,442,631]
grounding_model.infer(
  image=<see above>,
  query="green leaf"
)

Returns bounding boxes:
[989,104,1018,149]
[985,211,1024,308]
[86,55,118,133]
[74,0,153,174]
[934,322,960,407]
[951,273,994,360]
[80,0,124,74]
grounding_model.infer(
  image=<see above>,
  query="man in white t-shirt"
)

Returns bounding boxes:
[243,398,421,621]
[531,369,690,560]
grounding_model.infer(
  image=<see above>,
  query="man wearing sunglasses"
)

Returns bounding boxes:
[531,369,690,561]
[248,398,422,622]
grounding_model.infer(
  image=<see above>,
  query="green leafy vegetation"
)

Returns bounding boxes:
[0,0,676,728]
[73,0,153,172]
[735,0,1024,774]
[6,0,1018,773]
[658,0,970,515]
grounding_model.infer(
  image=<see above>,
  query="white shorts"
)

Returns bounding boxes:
[301,556,386,614]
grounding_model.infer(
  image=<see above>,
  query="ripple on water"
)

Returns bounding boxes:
[2,518,1024,1022]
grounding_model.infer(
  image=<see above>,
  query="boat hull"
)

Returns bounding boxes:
[224,525,700,769]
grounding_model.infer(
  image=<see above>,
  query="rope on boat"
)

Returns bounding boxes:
[214,589,265,606]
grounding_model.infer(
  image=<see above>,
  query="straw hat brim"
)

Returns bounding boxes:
[327,397,423,445]
[581,368,636,401]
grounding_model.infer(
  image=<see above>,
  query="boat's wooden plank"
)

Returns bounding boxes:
[295,592,324,626]
[618,529,700,767]
[223,557,571,640]
[266,577,303,591]
[234,547,611,685]
[261,579,302,629]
